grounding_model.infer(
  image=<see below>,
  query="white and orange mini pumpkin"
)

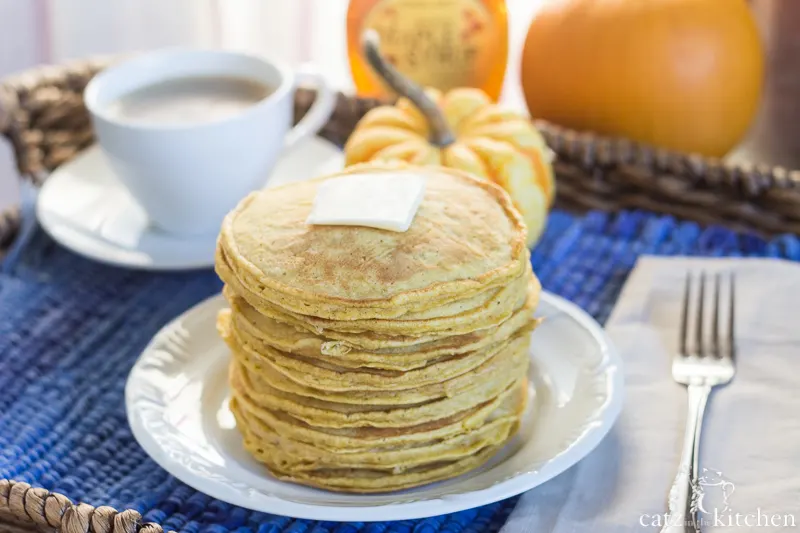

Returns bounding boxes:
[345,32,555,246]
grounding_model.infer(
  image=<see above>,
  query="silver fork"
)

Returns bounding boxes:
[661,272,736,533]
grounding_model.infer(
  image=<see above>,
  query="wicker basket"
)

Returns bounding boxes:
[1,57,800,533]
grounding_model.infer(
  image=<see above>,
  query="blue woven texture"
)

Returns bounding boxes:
[3,208,800,533]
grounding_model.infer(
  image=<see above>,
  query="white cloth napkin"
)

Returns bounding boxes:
[501,257,800,533]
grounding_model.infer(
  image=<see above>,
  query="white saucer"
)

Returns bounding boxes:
[36,137,344,270]
[125,292,623,522]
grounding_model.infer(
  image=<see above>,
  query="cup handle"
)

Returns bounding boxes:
[284,66,336,151]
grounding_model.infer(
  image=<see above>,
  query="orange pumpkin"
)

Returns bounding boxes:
[520,0,764,157]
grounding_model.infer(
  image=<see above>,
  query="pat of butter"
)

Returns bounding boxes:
[306,173,426,232]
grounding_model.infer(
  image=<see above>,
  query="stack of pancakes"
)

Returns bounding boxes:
[216,163,541,493]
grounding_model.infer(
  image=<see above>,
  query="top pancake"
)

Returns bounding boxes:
[219,162,528,312]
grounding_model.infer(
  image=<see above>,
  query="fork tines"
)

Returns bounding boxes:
[680,272,736,360]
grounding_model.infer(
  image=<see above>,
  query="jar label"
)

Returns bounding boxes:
[363,0,500,91]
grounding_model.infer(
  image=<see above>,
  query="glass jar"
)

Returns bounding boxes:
[347,0,508,100]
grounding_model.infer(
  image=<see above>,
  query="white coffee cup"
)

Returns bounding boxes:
[84,48,335,236]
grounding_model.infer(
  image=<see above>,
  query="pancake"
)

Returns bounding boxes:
[218,162,528,315]
[227,290,540,370]
[231,341,525,406]
[239,416,517,471]
[231,375,527,453]
[216,162,537,492]
[221,308,532,393]
[220,274,541,351]
[232,393,522,470]
[229,343,528,428]
[255,444,506,493]
[219,256,535,336]
[231,381,528,493]
[217,243,529,322]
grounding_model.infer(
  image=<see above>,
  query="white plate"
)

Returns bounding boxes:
[36,137,344,271]
[126,292,623,522]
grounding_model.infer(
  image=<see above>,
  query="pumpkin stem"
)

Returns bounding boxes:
[362,30,455,148]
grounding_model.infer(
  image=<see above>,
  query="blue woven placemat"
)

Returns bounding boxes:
[2,207,799,533]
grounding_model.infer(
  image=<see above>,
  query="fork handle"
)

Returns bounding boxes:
[660,383,711,533]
